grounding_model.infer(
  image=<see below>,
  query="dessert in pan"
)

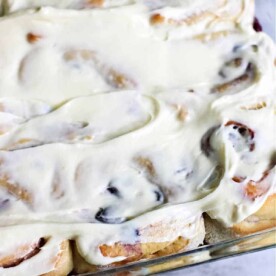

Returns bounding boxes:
[0,0,275,275]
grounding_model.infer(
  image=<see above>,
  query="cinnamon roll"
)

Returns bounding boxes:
[0,0,275,275]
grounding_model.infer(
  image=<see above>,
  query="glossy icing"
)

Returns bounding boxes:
[0,0,275,272]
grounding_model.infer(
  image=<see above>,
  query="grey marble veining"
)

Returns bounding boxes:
[157,249,276,276]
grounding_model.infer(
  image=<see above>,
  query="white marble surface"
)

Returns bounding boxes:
[255,0,275,40]
[157,248,276,276]
[158,1,276,275]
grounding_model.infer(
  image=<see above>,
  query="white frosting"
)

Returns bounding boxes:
[0,0,275,272]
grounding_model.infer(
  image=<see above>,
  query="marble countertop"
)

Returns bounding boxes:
[158,248,276,276]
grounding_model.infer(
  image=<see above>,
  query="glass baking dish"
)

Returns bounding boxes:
[75,1,275,275]
[82,228,275,275]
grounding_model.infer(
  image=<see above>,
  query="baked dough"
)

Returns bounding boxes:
[0,211,205,274]
[0,0,275,274]
[232,194,276,235]
[205,194,276,244]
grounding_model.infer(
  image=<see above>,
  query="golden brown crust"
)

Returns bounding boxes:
[134,156,156,177]
[85,0,104,8]
[213,74,250,93]
[71,237,189,274]
[150,237,189,258]
[26,33,42,44]
[0,174,32,205]
[42,240,73,276]
[63,49,136,89]
[205,194,276,244]
[99,237,189,261]
[71,241,97,275]
[0,239,73,275]
[150,10,217,26]
[107,68,135,89]
[240,101,267,110]
[150,14,166,25]
[232,194,276,235]
[0,238,47,268]
[72,217,204,273]
[193,31,231,42]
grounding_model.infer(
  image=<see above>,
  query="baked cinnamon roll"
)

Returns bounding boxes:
[0,0,275,275]
[0,208,205,274]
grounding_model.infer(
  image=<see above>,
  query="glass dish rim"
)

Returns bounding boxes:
[79,227,276,275]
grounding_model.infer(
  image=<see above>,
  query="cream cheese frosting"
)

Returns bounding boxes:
[0,0,275,272]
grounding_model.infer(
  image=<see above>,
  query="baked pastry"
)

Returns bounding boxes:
[0,237,73,276]
[0,0,275,275]
[2,0,254,21]
[233,194,276,235]
[1,0,132,13]
[0,208,205,274]
[205,193,276,244]
[0,0,257,104]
